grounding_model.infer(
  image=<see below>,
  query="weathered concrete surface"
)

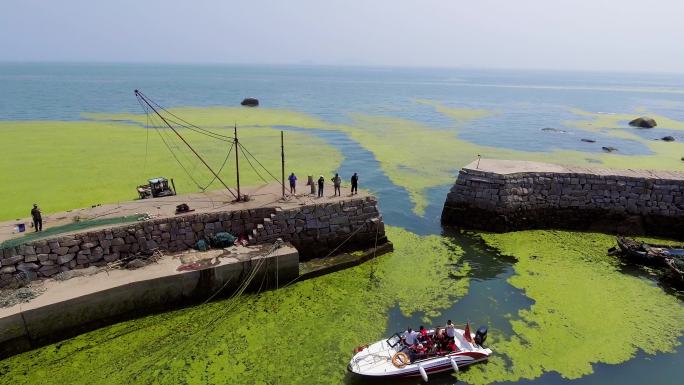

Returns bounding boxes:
[0,243,298,358]
[442,159,684,238]
[0,189,386,287]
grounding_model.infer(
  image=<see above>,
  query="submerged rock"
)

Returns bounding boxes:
[629,116,657,128]
[541,127,567,133]
[581,138,596,143]
[662,136,675,142]
[602,146,618,152]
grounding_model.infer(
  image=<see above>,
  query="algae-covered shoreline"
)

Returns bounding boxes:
[1,228,683,385]
[2,66,684,385]
[3,98,684,221]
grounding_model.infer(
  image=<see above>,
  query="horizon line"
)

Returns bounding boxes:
[1,60,683,76]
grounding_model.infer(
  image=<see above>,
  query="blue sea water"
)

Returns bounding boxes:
[2,63,684,154]
[2,63,684,385]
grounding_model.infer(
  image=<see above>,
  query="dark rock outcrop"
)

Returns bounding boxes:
[662,136,675,142]
[602,146,618,152]
[241,97,259,107]
[581,138,596,143]
[629,117,657,128]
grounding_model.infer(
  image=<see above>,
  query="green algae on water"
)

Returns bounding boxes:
[459,230,684,385]
[0,119,342,221]
[0,226,470,385]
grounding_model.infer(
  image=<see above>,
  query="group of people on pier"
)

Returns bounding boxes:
[401,320,459,361]
[288,172,359,198]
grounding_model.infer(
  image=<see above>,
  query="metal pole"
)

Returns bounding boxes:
[281,130,285,198]
[134,90,237,199]
[234,123,241,201]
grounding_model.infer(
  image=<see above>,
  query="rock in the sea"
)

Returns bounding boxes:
[629,116,657,128]
[662,136,675,142]
[541,127,567,133]
[241,97,259,107]
[581,138,596,143]
[602,146,618,152]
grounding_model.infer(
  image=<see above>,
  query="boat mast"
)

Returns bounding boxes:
[234,123,242,201]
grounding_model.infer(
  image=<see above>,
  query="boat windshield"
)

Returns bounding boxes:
[386,333,402,348]
[665,249,684,257]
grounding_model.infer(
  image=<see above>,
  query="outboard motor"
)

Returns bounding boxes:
[474,326,488,345]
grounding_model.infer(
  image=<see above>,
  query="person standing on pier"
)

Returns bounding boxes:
[331,173,342,196]
[351,172,358,195]
[288,172,297,194]
[317,175,325,197]
[31,203,43,232]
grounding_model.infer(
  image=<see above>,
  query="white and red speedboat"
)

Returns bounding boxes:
[348,324,492,382]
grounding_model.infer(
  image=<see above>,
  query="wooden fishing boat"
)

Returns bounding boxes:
[611,237,684,266]
[665,254,684,283]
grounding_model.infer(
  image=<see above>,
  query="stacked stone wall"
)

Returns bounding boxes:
[0,197,385,287]
[442,168,684,238]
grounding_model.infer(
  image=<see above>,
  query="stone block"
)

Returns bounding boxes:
[57,254,75,265]
[61,238,81,247]
[38,265,60,277]
[1,255,23,266]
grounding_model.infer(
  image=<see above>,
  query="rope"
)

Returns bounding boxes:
[143,110,205,189]
[137,90,233,142]
[237,141,307,204]
[199,142,234,191]
[126,241,282,379]
[238,143,269,184]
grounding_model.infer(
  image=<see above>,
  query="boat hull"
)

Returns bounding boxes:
[348,328,492,380]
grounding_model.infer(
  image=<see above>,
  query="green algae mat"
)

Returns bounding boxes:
[2,104,684,221]
[1,227,683,385]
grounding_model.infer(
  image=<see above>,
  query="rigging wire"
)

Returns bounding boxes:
[237,142,283,186]
[136,95,205,189]
[199,142,235,191]
[238,143,269,184]
[142,109,150,177]
[138,91,234,141]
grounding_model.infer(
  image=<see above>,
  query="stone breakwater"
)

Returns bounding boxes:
[441,159,684,239]
[0,196,386,287]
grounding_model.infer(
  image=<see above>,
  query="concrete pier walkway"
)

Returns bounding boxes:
[0,242,298,358]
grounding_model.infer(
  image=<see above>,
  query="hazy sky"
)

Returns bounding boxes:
[1,0,683,72]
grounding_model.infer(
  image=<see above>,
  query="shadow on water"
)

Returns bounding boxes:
[278,126,443,234]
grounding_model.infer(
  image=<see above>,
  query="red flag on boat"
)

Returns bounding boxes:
[464,322,474,343]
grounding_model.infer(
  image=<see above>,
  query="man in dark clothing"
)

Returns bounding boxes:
[331,173,341,196]
[317,175,325,197]
[351,172,359,195]
[288,172,297,194]
[31,204,42,232]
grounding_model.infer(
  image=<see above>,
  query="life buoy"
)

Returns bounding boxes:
[391,352,410,368]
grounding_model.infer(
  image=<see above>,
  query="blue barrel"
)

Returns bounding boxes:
[17,223,26,232]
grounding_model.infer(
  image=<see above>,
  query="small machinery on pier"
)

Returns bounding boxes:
[137,177,176,199]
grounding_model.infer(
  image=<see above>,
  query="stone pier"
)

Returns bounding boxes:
[441,159,684,238]
[1,195,386,288]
